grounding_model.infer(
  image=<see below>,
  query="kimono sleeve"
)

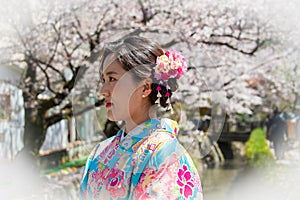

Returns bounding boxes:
[79,136,115,198]
[80,143,100,182]
[133,136,203,200]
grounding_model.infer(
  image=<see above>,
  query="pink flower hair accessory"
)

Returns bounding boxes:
[153,50,188,113]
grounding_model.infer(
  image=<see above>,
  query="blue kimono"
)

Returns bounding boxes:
[79,118,203,199]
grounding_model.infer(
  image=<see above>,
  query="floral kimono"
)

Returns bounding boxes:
[79,118,203,199]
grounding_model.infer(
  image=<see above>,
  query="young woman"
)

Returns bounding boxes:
[79,36,203,199]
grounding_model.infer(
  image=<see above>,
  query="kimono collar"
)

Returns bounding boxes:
[117,118,179,150]
[125,118,179,136]
[160,118,179,136]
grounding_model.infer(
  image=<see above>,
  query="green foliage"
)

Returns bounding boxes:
[245,128,274,167]
[41,156,88,175]
[236,113,251,122]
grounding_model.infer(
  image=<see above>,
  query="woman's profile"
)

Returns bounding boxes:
[79,36,203,199]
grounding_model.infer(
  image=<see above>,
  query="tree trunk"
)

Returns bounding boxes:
[17,107,47,168]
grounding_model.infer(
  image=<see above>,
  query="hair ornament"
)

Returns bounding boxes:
[153,50,187,113]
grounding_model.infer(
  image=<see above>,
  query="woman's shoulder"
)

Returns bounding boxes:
[139,130,182,156]
[159,118,179,136]
[149,129,176,143]
[87,135,117,159]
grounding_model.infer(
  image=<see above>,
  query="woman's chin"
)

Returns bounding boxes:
[107,112,120,122]
[107,114,115,121]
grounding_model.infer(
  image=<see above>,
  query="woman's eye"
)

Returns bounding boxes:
[101,76,117,83]
[109,77,117,82]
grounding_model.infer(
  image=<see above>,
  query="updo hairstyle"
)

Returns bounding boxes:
[99,36,178,108]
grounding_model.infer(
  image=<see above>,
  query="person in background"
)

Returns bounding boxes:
[265,113,272,139]
[79,36,203,199]
[268,109,288,159]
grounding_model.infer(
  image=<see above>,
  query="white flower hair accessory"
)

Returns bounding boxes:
[153,50,188,113]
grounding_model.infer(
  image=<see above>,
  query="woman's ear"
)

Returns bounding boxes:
[142,78,152,97]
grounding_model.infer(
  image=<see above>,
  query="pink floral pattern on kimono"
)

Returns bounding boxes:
[177,164,195,199]
[134,153,180,199]
[79,118,203,200]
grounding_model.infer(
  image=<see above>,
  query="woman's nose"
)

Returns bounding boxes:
[100,83,111,97]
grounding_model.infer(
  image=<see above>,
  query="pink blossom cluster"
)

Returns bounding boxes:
[154,50,188,82]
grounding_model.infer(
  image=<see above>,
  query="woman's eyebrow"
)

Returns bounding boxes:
[101,71,118,79]
[105,71,118,76]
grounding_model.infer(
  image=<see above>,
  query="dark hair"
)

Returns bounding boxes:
[99,36,178,108]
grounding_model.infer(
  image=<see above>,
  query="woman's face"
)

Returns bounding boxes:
[100,56,145,122]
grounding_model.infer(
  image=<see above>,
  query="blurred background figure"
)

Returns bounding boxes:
[267,108,288,160]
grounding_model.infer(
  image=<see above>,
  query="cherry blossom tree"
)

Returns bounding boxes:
[0,0,290,161]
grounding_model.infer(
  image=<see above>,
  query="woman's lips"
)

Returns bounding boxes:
[105,102,112,108]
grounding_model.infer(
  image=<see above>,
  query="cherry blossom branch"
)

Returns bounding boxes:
[223,52,292,89]
[48,23,61,65]
[35,62,56,94]
[138,0,160,25]
[30,56,66,83]
[45,98,104,127]
[201,39,266,56]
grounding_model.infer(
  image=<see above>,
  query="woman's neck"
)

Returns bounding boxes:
[125,115,150,133]
[125,105,157,133]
